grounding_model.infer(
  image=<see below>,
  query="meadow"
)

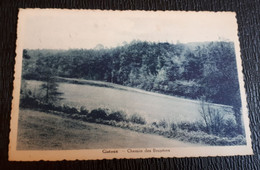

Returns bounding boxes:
[17,109,200,150]
[26,79,235,124]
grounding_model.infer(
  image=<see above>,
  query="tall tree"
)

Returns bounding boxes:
[36,56,63,105]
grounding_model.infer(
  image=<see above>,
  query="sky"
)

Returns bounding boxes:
[18,9,239,49]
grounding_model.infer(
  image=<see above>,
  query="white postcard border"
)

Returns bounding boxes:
[9,9,253,161]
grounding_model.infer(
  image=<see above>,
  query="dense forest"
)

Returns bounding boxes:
[22,41,241,109]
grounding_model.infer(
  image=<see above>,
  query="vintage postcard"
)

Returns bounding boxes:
[9,9,253,161]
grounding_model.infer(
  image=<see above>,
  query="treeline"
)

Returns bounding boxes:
[22,40,241,108]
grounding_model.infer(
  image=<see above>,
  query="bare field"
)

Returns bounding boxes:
[17,109,199,150]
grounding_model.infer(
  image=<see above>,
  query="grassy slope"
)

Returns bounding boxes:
[17,109,200,150]
[26,79,235,123]
[57,77,233,107]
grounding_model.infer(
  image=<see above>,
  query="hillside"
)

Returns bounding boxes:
[22,40,241,108]
[25,79,236,123]
[17,109,199,150]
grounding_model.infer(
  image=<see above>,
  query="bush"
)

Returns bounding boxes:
[130,114,146,125]
[170,122,177,131]
[199,99,225,135]
[223,119,237,137]
[40,103,56,111]
[107,111,127,122]
[54,105,63,112]
[20,96,39,108]
[62,105,79,114]
[89,108,108,120]
[177,122,200,132]
[158,119,168,129]
[80,106,89,115]
[151,122,159,128]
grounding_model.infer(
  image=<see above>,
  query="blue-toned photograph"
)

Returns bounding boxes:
[15,10,247,151]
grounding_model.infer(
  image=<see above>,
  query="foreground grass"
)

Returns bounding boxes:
[19,85,246,147]
[23,80,245,146]
[18,107,246,149]
[17,109,200,150]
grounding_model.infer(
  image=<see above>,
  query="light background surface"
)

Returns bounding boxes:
[21,10,238,49]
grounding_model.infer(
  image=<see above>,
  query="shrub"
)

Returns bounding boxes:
[70,107,79,114]
[223,119,237,137]
[170,122,177,131]
[89,108,108,120]
[130,114,146,125]
[177,122,200,132]
[107,111,127,122]
[199,99,225,135]
[61,105,70,113]
[151,122,159,128]
[54,105,63,112]
[20,82,42,109]
[80,106,89,115]
[62,105,79,114]
[20,96,39,108]
[42,103,56,111]
[158,119,168,129]
[70,114,81,119]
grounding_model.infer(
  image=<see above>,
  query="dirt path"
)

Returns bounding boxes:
[17,109,199,150]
